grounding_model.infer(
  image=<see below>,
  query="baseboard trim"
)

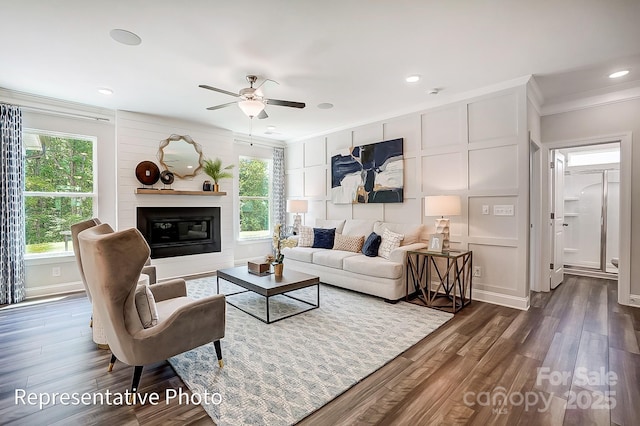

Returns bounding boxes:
[628,294,640,307]
[25,281,85,299]
[472,288,530,311]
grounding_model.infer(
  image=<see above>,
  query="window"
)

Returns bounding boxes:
[24,130,96,255]
[238,156,272,239]
[567,149,620,167]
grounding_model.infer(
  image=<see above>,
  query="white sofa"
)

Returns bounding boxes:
[282,219,427,301]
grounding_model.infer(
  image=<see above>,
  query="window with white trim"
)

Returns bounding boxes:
[24,130,96,255]
[238,156,272,239]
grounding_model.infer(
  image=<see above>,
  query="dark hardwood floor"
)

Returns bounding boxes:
[1,275,638,425]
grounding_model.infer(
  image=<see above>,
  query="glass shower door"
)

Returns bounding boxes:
[563,172,603,270]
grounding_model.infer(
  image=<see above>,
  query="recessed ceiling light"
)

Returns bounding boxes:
[405,75,420,83]
[267,125,276,131]
[97,88,113,95]
[110,29,142,46]
[609,70,629,79]
[317,103,334,109]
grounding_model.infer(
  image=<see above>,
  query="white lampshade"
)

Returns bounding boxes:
[287,199,308,214]
[238,99,265,118]
[424,195,461,217]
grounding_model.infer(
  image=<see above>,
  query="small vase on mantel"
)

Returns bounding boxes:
[213,183,220,193]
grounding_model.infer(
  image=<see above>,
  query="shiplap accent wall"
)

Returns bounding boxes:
[286,86,531,309]
[116,110,236,280]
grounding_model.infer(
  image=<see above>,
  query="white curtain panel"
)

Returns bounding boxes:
[272,147,286,229]
[0,103,26,304]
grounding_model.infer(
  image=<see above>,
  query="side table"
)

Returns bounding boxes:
[406,249,473,313]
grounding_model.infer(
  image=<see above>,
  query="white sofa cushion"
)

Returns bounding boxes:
[283,246,324,263]
[343,255,403,280]
[313,250,359,269]
[315,219,346,234]
[374,222,424,246]
[378,229,404,259]
[342,219,378,237]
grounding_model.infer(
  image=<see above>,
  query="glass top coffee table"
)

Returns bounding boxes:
[216,266,320,324]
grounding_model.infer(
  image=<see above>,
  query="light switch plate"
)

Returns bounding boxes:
[494,205,514,216]
[482,205,489,215]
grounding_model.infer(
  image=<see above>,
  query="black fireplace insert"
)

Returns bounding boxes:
[136,207,221,258]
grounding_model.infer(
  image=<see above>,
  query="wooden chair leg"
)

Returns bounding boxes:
[131,365,143,392]
[214,340,223,368]
[128,365,144,404]
[107,354,117,372]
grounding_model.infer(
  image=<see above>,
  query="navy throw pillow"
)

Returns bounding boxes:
[312,228,336,249]
[362,232,382,257]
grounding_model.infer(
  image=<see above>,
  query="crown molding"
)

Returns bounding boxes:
[287,75,533,143]
[541,84,640,116]
[526,76,544,114]
[0,87,115,121]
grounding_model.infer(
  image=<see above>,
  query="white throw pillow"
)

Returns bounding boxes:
[378,229,404,259]
[135,285,159,328]
[298,226,314,247]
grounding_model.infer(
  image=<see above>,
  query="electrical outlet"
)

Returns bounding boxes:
[52,267,61,277]
[473,266,482,277]
[482,205,489,215]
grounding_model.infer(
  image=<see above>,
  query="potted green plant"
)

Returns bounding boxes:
[202,158,234,192]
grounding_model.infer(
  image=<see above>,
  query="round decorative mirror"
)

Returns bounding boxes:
[157,134,204,179]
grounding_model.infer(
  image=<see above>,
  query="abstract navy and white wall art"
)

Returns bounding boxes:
[331,138,403,204]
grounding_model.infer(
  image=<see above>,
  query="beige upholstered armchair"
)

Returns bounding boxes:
[77,223,226,397]
[71,218,158,307]
[72,218,161,348]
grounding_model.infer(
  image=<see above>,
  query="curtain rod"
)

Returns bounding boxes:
[19,105,111,122]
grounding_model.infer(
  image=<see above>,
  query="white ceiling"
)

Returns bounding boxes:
[1,0,640,141]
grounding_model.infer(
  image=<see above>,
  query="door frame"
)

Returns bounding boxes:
[541,133,631,304]
[529,138,543,292]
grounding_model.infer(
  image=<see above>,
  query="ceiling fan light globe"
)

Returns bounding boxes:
[238,99,265,118]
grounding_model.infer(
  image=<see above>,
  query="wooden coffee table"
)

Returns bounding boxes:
[216,266,320,324]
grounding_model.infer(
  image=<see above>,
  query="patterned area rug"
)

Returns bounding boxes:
[168,277,453,426]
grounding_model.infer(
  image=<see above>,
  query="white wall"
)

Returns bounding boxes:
[542,98,640,295]
[116,111,236,279]
[286,85,532,309]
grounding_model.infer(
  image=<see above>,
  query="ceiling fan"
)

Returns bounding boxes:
[199,75,305,119]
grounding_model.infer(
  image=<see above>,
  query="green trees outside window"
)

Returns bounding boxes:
[239,156,271,239]
[24,132,95,254]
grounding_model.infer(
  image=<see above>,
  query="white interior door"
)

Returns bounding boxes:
[550,151,565,288]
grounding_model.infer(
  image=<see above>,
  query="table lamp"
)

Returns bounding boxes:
[424,195,461,251]
[287,200,308,234]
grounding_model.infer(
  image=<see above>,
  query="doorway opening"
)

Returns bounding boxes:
[550,142,620,284]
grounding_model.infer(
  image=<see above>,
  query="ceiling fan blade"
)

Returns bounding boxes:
[265,99,306,109]
[257,110,268,119]
[206,102,237,111]
[199,84,239,98]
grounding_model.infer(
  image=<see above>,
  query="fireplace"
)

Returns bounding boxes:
[136,207,221,259]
